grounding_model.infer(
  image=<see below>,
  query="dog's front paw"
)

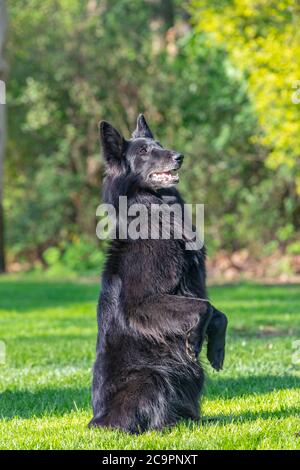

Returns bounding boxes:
[207,342,225,371]
[206,310,228,371]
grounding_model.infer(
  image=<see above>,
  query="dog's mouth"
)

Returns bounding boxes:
[149,169,179,185]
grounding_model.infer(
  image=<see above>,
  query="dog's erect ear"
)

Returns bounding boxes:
[132,114,154,139]
[99,121,126,166]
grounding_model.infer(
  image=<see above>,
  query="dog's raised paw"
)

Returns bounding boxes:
[206,309,228,371]
[207,345,225,371]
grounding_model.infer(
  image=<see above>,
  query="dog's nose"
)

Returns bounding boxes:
[174,153,184,164]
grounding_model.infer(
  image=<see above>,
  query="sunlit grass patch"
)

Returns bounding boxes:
[0,277,299,449]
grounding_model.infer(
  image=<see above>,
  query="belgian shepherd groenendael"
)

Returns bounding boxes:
[89,115,228,433]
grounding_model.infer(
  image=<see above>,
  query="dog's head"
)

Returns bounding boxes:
[99,114,184,189]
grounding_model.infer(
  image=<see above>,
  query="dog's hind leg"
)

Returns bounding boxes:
[89,371,172,434]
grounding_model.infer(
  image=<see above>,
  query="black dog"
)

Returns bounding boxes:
[89,115,228,433]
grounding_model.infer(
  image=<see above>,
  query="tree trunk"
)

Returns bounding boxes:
[160,0,175,30]
[0,0,7,273]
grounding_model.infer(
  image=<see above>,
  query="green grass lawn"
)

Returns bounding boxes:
[0,276,299,450]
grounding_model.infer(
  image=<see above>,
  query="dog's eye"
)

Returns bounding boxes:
[139,145,148,155]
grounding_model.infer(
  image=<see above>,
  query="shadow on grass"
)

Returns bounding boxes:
[1,375,299,422]
[206,374,300,400]
[0,279,99,312]
[202,405,300,426]
[0,386,91,419]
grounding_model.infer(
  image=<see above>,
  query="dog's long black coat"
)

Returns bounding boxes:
[89,115,227,433]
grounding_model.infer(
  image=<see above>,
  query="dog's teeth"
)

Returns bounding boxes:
[150,171,179,184]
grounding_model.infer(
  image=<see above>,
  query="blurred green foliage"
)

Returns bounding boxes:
[42,238,105,276]
[4,0,299,270]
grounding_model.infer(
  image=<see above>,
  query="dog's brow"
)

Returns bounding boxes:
[150,141,163,150]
